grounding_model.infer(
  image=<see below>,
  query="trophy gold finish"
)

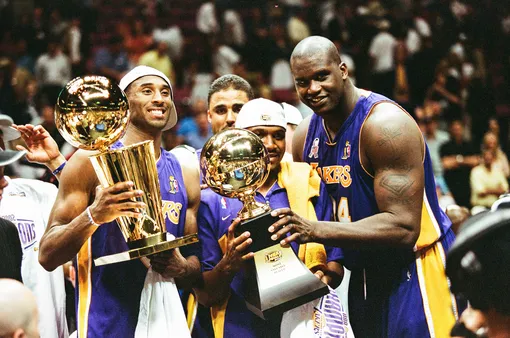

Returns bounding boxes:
[201,128,328,319]
[55,76,198,266]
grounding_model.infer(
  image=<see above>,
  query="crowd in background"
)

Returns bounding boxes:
[1,0,510,214]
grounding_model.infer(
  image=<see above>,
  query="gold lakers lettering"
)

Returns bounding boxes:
[161,200,182,224]
[310,163,352,188]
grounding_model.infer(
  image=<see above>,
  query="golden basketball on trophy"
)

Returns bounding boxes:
[55,76,198,266]
[201,128,328,319]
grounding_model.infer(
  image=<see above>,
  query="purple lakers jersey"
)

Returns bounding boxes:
[302,92,452,267]
[75,142,188,338]
[302,93,459,337]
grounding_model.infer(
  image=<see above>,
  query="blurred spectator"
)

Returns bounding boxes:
[34,39,71,93]
[152,17,183,62]
[482,131,510,178]
[211,36,240,77]
[0,279,39,338]
[425,65,463,123]
[48,9,69,42]
[392,41,411,110]
[138,41,175,84]
[440,119,479,208]
[368,19,396,98]
[470,149,508,210]
[124,19,153,64]
[64,17,83,76]
[176,99,212,149]
[15,38,35,74]
[223,9,246,49]
[197,1,219,36]
[93,35,130,82]
[287,8,311,46]
[418,105,451,196]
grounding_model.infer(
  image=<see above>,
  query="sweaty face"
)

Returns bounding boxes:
[127,76,173,132]
[208,89,250,134]
[291,54,346,116]
[247,126,286,173]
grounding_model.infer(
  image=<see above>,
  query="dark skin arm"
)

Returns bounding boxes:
[39,150,145,271]
[149,156,202,289]
[292,115,312,163]
[194,218,254,307]
[271,103,423,249]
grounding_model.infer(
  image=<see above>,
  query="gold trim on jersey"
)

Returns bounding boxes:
[77,239,92,338]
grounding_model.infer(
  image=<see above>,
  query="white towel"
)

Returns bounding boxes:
[280,286,355,338]
[135,250,191,337]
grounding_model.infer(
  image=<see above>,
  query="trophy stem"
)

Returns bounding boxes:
[237,193,270,219]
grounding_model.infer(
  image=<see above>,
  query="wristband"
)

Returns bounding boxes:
[52,161,66,176]
[86,207,100,227]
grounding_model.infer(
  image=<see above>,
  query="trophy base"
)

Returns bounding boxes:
[244,244,329,319]
[236,211,279,252]
[94,233,199,266]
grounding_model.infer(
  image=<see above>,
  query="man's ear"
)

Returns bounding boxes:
[207,110,212,124]
[339,62,349,80]
[12,328,27,338]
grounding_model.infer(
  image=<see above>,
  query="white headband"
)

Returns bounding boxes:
[119,66,177,130]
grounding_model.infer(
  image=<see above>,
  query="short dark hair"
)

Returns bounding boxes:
[207,74,254,105]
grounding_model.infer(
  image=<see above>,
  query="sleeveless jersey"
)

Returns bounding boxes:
[302,92,451,268]
[302,92,459,337]
[75,142,188,338]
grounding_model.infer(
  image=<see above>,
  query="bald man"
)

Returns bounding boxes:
[269,36,464,337]
[0,279,39,338]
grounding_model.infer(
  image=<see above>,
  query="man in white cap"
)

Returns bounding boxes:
[0,279,40,338]
[38,66,201,337]
[195,98,345,337]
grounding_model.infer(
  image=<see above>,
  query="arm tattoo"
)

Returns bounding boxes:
[376,125,407,160]
[379,174,414,197]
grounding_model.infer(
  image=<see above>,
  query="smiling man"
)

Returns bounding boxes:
[195,98,344,337]
[39,66,201,337]
[268,36,464,337]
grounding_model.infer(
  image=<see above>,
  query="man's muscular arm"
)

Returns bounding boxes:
[39,150,145,271]
[292,115,312,163]
[150,158,202,288]
[271,103,423,249]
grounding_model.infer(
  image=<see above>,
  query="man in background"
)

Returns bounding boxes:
[0,279,39,338]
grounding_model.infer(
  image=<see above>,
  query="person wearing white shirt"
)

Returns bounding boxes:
[1,122,69,338]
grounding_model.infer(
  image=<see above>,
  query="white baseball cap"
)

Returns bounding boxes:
[119,65,178,130]
[0,149,26,166]
[235,98,286,130]
[281,102,303,126]
[0,114,21,141]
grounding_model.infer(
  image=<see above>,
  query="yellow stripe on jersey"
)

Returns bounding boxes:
[210,297,229,338]
[415,192,442,251]
[77,239,92,338]
[207,234,229,337]
[416,241,458,338]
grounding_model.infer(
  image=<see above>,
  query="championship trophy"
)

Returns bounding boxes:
[55,76,198,266]
[201,128,328,319]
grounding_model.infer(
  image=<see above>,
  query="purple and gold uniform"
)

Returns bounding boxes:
[75,143,189,338]
[302,92,462,337]
[199,179,342,338]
